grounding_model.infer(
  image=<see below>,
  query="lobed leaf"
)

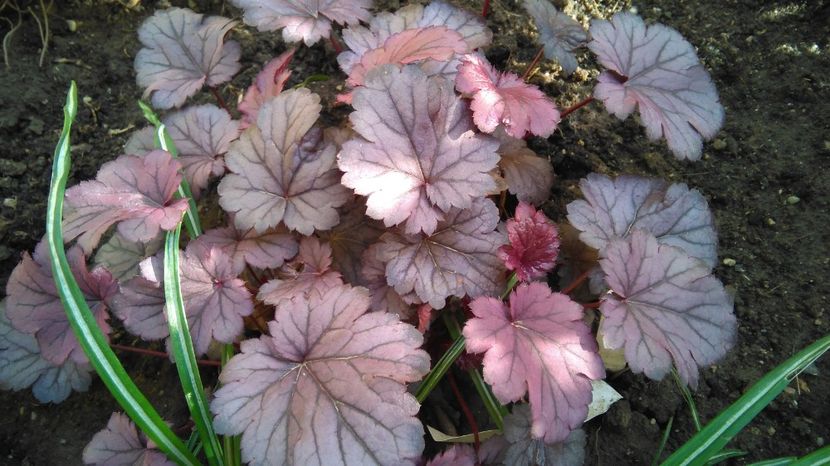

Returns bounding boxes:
[523,0,587,74]
[463,282,605,442]
[495,130,554,205]
[502,405,586,466]
[378,198,506,309]
[219,88,349,235]
[599,230,736,387]
[425,445,476,466]
[94,232,163,282]
[83,412,175,466]
[193,225,298,274]
[498,202,560,282]
[339,65,500,235]
[135,7,240,109]
[317,198,385,285]
[239,49,295,129]
[360,243,418,319]
[63,150,190,254]
[567,173,718,268]
[456,53,560,138]
[230,0,371,45]
[110,256,168,341]
[588,12,724,160]
[211,285,430,465]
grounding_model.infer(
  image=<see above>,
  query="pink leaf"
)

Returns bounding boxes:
[135,8,240,109]
[347,26,467,88]
[502,404,586,466]
[317,197,385,285]
[360,243,418,319]
[239,50,294,129]
[219,89,350,235]
[523,0,587,74]
[599,230,736,388]
[211,285,430,465]
[230,0,371,45]
[6,240,115,365]
[378,199,507,309]
[83,412,174,466]
[463,282,604,442]
[193,225,298,274]
[339,65,500,235]
[0,300,92,404]
[179,244,254,356]
[110,257,168,342]
[456,53,560,138]
[588,12,724,160]
[495,130,554,204]
[257,237,343,311]
[566,174,718,268]
[498,202,560,282]
[164,104,240,197]
[426,445,476,466]
[63,150,190,254]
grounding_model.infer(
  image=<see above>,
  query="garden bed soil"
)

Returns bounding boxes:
[0,0,828,464]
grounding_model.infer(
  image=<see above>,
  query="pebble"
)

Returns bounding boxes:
[786,195,800,205]
[30,412,37,421]
[712,138,727,150]
[767,218,776,226]
[3,197,16,209]
[66,20,78,32]
[723,258,737,267]
[818,437,825,447]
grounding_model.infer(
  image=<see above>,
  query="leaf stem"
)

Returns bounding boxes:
[447,370,481,458]
[110,343,221,367]
[522,45,545,81]
[481,0,490,18]
[560,96,595,119]
[562,268,591,295]
[329,32,343,54]
[209,86,231,115]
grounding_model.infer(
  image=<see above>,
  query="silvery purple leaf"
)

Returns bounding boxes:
[426,445,476,466]
[230,0,371,46]
[63,150,190,254]
[317,197,384,285]
[163,104,240,197]
[599,230,736,387]
[110,257,168,342]
[464,282,604,442]
[193,226,298,275]
[360,244,418,319]
[94,232,162,281]
[218,88,349,235]
[567,173,718,268]
[495,129,554,205]
[124,127,156,156]
[83,412,175,466]
[211,285,430,466]
[502,405,586,466]
[0,300,92,404]
[239,49,294,129]
[378,199,507,309]
[589,12,724,160]
[339,65,500,235]
[6,240,115,365]
[523,0,587,74]
[135,8,241,109]
[257,237,343,312]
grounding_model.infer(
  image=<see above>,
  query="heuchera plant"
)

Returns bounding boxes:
[0,1,735,464]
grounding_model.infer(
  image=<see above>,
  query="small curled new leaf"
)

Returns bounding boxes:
[239,49,295,129]
[211,285,430,466]
[498,202,560,282]
[83,412,175,466]
[588,12,724,160]
[523,0,587,74]
[135,7,241,109]
[599,230,736,388]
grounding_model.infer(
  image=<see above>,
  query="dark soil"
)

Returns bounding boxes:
[1,0,828,465]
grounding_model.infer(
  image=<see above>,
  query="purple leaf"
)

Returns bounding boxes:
[498,202,560,282]
[110,257,168,341]
[495,130,554,205]
[94,232,163,281]
[588,12,724,160]
[456,53,560,138]
[83,412,175,466]
[124,127,156,156]
[463,282,605,442]
[63,150,190,254]
[0,300,92,404]
[502,404,586,466]
[257,237,343,311]
[6,240,115,365]
[193,226,298,274]
[317,197,385,285]
[426,445,476,466]
[211,285,430,465]
[566,174,718,268]
[239,49,295,129]
[230,0,371,46]
[135,8,241,109]
[523,0,587,74]
[360,244,418,319]
[599,230,736,387]
[339,65,500,235]
[179,244,254,356]
[377,199,507,309]
[163,104,240,197]
[218,88,350,235]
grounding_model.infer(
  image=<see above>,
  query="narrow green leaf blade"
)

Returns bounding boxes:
[662,334,830,466]
[791,445,830,466]
[163,225,224,466]
[47,82,199,466]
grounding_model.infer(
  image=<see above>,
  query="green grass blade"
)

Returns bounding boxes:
[652,416,674,466]
[416,336,465,403]
[221,344,242,466]
[662,334,830,466]
[791,445,830,466]
[747,459,795,466]
[47,82,199,466]
[673,369,702,431]
[705,449,747,465]
[163,225,224,466]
